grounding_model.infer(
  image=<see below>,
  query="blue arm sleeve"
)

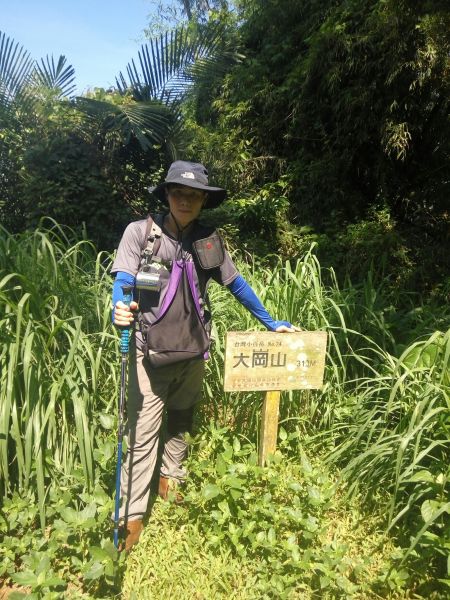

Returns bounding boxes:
[227,275,293,331]
[112,271,136,321]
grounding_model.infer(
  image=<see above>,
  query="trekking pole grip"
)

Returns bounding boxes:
[120,285,133,354]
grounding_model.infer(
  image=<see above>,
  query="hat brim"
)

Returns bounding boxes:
[149,178,227,209]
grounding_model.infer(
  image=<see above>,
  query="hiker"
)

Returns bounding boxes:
[112,160,298,550]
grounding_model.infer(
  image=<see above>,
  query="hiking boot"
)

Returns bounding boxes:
[124,519,144,552]
[158,476,183,504]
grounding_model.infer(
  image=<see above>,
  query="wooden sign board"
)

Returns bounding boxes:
[224,331,327,392]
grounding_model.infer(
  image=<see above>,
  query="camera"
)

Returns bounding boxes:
[135,270,161,292]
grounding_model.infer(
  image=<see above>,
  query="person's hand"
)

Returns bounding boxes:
[275,324,302,333]
[114,300,138,327]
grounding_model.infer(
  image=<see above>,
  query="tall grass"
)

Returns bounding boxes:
[205,246,449,566]
[0,220,117,528]
[1,223,448,582]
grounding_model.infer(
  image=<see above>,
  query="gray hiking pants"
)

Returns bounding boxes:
[118,345,204,521]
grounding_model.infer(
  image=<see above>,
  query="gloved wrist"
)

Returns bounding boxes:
[267,319,293,332]
[112,272,136,323]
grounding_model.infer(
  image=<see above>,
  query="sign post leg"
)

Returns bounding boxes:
[258,390,281,466]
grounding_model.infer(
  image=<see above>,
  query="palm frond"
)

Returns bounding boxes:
[116,22,228,103]
[75,97,176,150]
[0,30,33,107]
[34,55,76,98]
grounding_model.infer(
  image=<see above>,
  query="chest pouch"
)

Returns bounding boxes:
[192,232,225,270]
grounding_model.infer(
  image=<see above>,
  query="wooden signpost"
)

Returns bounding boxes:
[224,331,327,466]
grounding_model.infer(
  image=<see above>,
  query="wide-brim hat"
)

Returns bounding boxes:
[149,160,227,209]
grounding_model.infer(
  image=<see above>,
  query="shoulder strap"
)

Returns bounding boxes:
[141,214,163,265]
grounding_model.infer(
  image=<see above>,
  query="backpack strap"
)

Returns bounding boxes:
[140,214,163,267]
[135,215,163,331]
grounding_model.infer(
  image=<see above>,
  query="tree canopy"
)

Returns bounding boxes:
[0,1,448,290]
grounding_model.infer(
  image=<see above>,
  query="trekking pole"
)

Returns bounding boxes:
[113,285,133,549]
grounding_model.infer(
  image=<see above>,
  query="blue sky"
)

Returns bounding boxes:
[2,0,159,94]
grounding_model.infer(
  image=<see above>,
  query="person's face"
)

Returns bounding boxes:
[166,185,207,227]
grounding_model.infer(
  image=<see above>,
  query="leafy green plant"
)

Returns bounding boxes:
[150,426,402,598]
[0,484,125,599]
[1,223,448,597]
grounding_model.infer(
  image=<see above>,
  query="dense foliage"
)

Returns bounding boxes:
[1,2,448,296]
[205,0,449,223]
[183,0,449,294]
[0,1,449,597]
[0,22,241,248]
[0,224,448,597]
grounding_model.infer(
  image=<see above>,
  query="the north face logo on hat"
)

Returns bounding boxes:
[181,172,195,179]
